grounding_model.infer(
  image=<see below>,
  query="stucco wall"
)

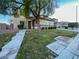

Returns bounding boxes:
[40,20,54,27]
[12,16,28,29]
[12,16,56,29]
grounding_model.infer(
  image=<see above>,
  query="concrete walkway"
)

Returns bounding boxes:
[55,34,79,59]
[0,30,26,59]
[47,28,79,59]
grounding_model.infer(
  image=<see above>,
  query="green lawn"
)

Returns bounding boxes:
[17,29,77,59]
[0,33,16,49]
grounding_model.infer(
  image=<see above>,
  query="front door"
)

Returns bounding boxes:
[28,21,31,29]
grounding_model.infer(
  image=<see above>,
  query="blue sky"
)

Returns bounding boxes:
[58,0,78,5]
[0,0,79,23]
[0,14,12,24]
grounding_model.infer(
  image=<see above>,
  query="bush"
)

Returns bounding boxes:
[18,24,24,29]
[65,27,68,29]
[41,27,44,30]
[45,27,47,29]
[52,27,56,29]
[48,27,51,29]
[49,27,52,29]
[0,48,2,51]
[68,22,78,29]
[48,27,56,29]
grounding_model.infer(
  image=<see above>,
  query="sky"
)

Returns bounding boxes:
[57,0,77,5]
[0,15,12,24]
[0,0,79,24]
[50,0,79,22]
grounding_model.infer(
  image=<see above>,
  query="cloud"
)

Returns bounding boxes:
[49,2,79,22]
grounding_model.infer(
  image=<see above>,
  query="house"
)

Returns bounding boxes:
[56,21,69,28]
[12,9,58,29]
[12,16,34,29]
[0,23,13,30]
[40,17,58,29]
[12,16,58,29]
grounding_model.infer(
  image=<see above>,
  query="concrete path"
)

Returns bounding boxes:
[46,41,66,55]
[47,28,79,59]
[0,30,26,59]
[46,36,73,55]
[55,34,79,59]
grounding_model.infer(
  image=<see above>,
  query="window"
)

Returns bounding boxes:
[20,21,24,26]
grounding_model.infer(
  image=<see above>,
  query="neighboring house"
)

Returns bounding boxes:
[0,23,13,30]
[40,18,58,28]
[56,22,69,28]
[12,16,58,29]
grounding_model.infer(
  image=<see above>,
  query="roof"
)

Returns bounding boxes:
[0,23,10,25]
[26,16,58,22]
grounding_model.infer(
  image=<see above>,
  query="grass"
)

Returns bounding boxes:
[0,33,16,49]
[17,29,77,59]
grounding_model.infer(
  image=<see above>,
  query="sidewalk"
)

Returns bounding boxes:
[55,34,79,59]
[0,30,26,59]
[57,28,79,32]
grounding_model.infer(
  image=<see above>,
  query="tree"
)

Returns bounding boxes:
[0,0,10,14]
[68,22,78,29]
[23,0,58,29]
[0,0,58,29]
[0,0,24,16]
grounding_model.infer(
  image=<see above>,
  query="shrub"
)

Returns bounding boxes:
[65,27,68,29]
[41,27,44,30]
[68,22,78,29]
[18,24,24,29]
[52,27,56,29]
[0,48,2,51]
[45,27,47,29]
[48,27,51,29]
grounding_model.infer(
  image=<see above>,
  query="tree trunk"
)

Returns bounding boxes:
[32,20,35,29]
[35,17,41,31]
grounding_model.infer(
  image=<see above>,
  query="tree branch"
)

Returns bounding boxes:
[38,0,41,16]
[29,8,37,17]
[13,1,24,5]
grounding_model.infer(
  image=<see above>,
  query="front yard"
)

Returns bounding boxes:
[17,29,77,59]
